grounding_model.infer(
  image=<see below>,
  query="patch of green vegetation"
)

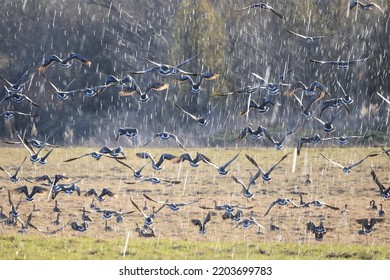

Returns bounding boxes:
[1,235,389,260]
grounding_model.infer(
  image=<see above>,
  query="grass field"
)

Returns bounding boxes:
[0,145,389,260]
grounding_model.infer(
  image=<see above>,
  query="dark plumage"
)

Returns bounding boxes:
[14,185,47,202]
[235,3,285,20]
[38,53,91,72]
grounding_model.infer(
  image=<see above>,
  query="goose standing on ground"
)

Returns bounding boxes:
[378,204,385,217]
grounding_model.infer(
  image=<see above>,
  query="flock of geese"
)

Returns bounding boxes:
[0,1,389,243]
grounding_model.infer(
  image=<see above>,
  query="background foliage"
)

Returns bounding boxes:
[0,0,388,146]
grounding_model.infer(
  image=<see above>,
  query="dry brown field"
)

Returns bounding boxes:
[0,145,389,259]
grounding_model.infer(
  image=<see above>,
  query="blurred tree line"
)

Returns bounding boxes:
[0,0,388,147]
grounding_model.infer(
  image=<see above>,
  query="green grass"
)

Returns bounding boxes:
[1,235,389,260]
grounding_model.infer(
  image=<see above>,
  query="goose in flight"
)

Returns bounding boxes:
[38,53,91,72]
[283,28,334,43]
[235,3,285,20]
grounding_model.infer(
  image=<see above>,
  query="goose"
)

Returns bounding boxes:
[240,97,275,116]
[296,134,330,156]
[0,111,37,121]
[124,177,181,185]
[143,194,201,211]
[143,132,186,150]
[0,67,35,94]
[320,152,380,174]
[264,197,299,216]
[341,204,350,214]
[308,56,369,69]
[245,153,289,182]
[302,199,340,210]
[198,151,240,175]
[64,151,126,162]
[0,156,27,182]
[235,211,265,230]
[349,1,384,12]
[367,200,378,210]
[231,171,262,199]
[170,152,211,167]
[192,211,213,234]
[251,68,292,95]
[237,125,266,143]
[53,201,61,215]
[235,3,285,20]
[115,158,150,179]
[129,54,198,76]
[84,188,115,202]
[116,127,138,141]
[313,107,350,133]
[38,53,91,71]
[81,207,93,223]
[262,125,299,150]
[356,218,385,234]
[14,185,47,202]
[370,170,390,199]
[319,98,350,118]
[199,200,255,212]
[51,213,61,226]
[8,189,22,219]
[98,146,126,158]
[0,206,8,221]
[269,217,280,231]
[135,152,177,171]
[2,138,56,149]
[174,97,225,127]
[306,219,327,241]
[175,72,219,94]
[130,197,166,229]
[119,81,169,103]
[287,91,324,120]
[17,133,48,163]
[222,209,244,222]
[283,28,334,43]
[304,174,312,185]
[50,183,81,199]
[70,221,88,232]
[378,204,385,217]
[18,212,39,234]
[329,135,371,146]
[0,91,40,107]
[37,146,56,165]
[135,223,156,238]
